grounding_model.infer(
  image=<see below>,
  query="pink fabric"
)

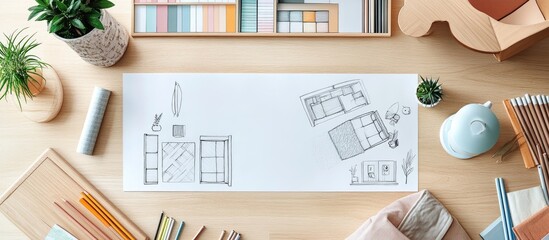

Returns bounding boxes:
[346,190,471,240]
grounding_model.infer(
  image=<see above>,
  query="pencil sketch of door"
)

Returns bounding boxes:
[351,160,397,185]
[144,134,159,185]
[199,136,232,186]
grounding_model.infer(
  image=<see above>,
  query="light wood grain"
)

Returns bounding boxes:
[18,67,63,123]
[1,0,548,239]
[0,149,147,240]
[398,0,549,61]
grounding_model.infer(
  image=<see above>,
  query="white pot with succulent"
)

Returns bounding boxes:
[28,0,129,67]
[416,76,443,108]
[0,29,63,122]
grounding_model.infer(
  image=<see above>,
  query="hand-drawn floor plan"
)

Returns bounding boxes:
[123,74,418,192]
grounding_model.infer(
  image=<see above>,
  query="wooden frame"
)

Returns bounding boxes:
[131,0,391,37]
[0,149,148,240]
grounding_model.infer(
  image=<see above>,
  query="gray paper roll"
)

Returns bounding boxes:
[77,87,111,155]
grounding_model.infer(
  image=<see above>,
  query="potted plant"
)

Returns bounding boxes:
[416,76,443,107]
[0,29,51,109]
[28,0,129,67]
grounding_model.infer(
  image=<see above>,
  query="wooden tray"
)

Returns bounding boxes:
[0,149,148,239]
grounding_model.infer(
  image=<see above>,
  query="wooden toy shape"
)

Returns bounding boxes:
[398,0,549,61]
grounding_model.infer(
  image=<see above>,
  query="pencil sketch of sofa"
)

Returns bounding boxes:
[351,160,398,185]
[329,111,390,160]
[301,80,370,127]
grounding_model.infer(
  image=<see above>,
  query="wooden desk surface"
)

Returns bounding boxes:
[1,0,547,239]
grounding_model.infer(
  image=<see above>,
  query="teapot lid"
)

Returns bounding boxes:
[448,101,500,155]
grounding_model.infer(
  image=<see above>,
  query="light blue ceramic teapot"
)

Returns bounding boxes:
[440,101,500,159]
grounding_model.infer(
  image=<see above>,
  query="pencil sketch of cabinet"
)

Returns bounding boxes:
[143,134,159,185]
[351,160,397,185]
[199,136,232,186]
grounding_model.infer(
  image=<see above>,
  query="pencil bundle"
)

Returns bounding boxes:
[503,94,549,202]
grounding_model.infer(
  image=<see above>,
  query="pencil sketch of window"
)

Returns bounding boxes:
[329,111,390,160]
[199,136,232,186]
[162,142,195,183]
[144,134,159,185]
[173,125,185,138]
[172,82,182,117]
[351,160,398,185]
[300,80,370,127]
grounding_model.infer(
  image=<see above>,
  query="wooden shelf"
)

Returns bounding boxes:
[132,0,392,37]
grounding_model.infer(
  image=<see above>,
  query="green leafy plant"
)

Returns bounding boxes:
[28,0,115,39]
[0,29,50,109]
[416,76,443,105]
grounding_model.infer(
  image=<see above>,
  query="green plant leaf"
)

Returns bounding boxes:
[28,8,44,20]
[90,0,115,9]
[49,21,64,33]
[70,18,85,30]
[35,0,47,6]
[35,12,52,21]
[88,16,104,29]
[55,0,68,11]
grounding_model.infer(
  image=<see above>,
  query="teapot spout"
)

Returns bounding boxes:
[483,101,492,108]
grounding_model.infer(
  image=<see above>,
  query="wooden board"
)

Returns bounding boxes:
[0,148,148,240]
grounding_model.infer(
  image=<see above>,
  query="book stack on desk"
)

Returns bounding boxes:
[481,178,549,240]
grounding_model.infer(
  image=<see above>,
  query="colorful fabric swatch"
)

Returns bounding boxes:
[278,10,328,33]
[241,0,258,32]
[135,4,236,33]
[258,0,275,32]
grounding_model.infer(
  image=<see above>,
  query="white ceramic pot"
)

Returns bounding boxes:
[417,97,441,108]
[55,10,129,67]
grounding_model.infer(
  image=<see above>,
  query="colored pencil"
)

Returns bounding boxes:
[226,230,235,240]
[156,215,167,240]
[234,233,241,240]
[79,198,109,226]
[54,201,98,240]
[154,212,165,240]
[192,225,206,240]
[496,178,510,240]
[511,98,540,165]
[158,216,169,240]
[538,165,549,205]
[63,199,111,240]
[84,192,135,240]
[165,218,175,240]
[81,194,129,240]
[524,95,549,153]
[174,221,185,240]
[218,230,225,240]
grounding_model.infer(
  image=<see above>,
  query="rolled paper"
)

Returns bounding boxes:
[77,87,111,155]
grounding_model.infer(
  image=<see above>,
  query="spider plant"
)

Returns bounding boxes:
[416,76,443,107]
[0,29,50,109]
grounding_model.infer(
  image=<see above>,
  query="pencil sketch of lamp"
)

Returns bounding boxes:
[402,149,416,184]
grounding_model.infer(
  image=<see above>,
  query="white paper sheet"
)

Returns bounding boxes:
[123,73,418,192]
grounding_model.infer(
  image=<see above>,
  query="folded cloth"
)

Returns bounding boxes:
[513,206,549,240]
[507,186,547,226]
[346,190,470,240]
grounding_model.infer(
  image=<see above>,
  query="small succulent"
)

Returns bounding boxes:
[0,29,50,109]
[416,76,443,105]
[28,0,115,39]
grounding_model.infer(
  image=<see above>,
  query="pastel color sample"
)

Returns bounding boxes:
[156,5,168,32]
[146,5,157,32]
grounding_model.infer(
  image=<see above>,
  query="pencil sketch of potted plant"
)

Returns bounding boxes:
[151,113,162,132]
[416,76,443,108]
[28,0,129,67]
[0,29,51,110]
[402,149,416,184]
[349,164,359,184]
